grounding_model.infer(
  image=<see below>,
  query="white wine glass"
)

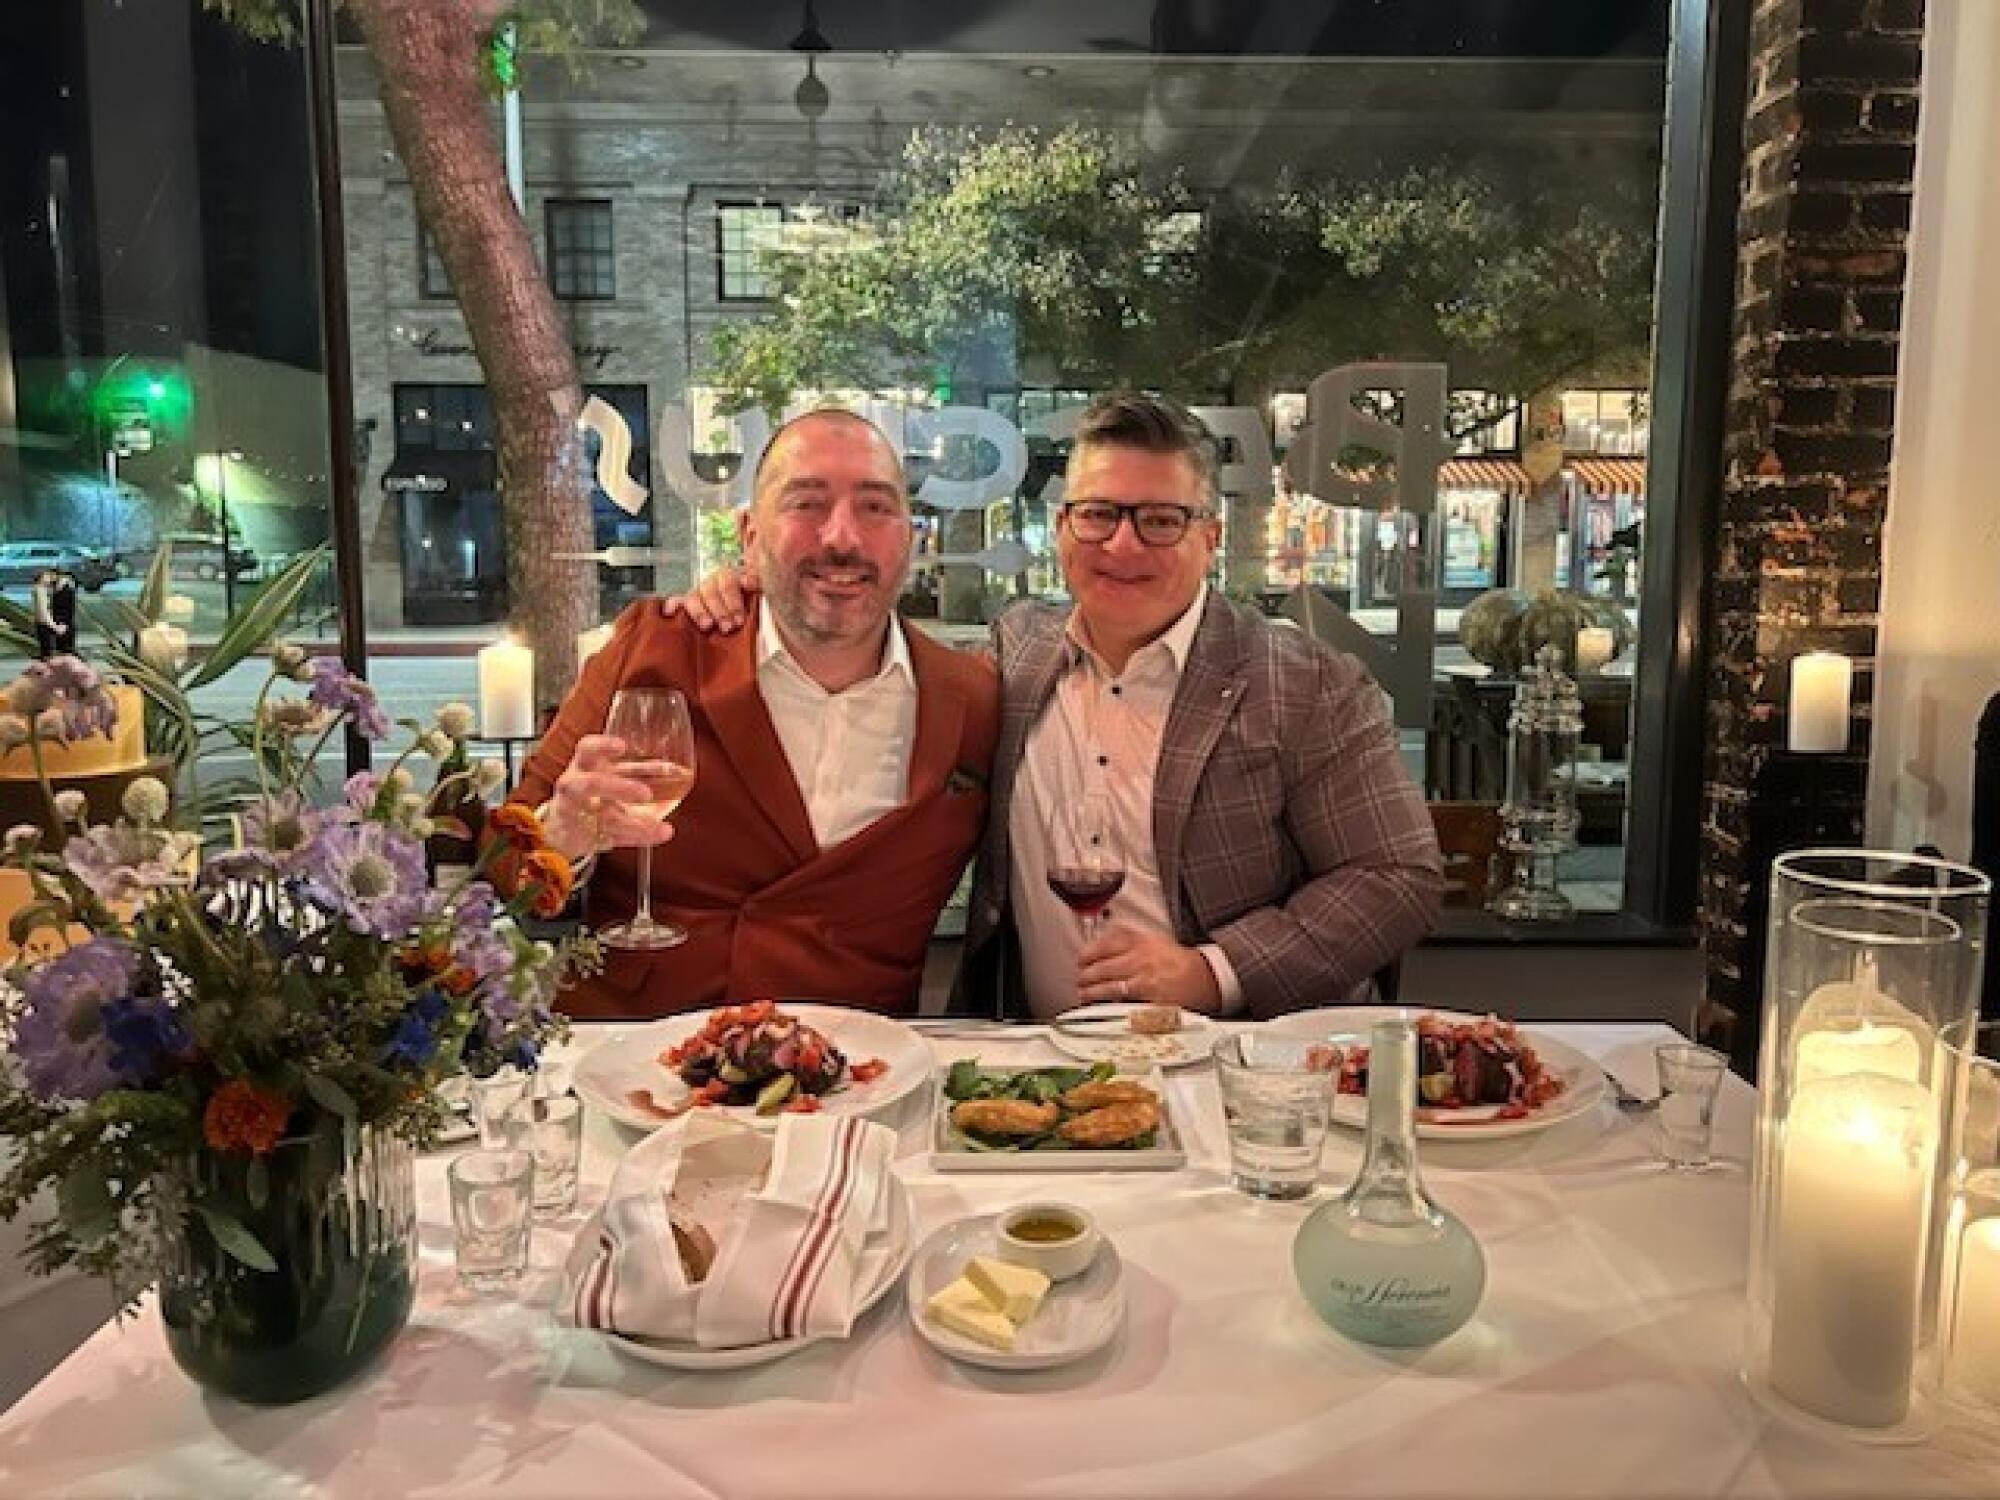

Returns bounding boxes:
[598,686,696,950]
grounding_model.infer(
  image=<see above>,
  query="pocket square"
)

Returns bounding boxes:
[946,767,987,796]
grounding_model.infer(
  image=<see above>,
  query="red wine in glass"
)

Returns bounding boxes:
[1047,867,1125,918]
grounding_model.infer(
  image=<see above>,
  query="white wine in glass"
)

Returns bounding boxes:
[599,686,696,950]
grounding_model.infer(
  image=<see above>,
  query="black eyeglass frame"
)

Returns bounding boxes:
[1060,500,1216,547]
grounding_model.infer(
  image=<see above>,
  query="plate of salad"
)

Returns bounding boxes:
[930,1059,1187,1172]
[574,1001,931,1131]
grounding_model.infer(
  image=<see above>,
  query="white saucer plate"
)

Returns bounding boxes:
[906,1214,1125,1372]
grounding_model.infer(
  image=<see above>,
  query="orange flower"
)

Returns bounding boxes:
[521,847,574,917]
[487,803,545,846]
[203,1080,291,1156]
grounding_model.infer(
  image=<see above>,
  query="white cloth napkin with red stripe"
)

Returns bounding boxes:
[561,1110,895,1349]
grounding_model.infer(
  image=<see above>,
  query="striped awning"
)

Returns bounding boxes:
[1569,457,1649,495]
[1437,458,1534,494]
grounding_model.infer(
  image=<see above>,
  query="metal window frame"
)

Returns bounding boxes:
[715,200,784,302]
[545,197,616,302]
[1620,0,1750,932]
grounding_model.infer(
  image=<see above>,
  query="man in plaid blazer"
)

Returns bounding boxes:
[954,394,1443,1020]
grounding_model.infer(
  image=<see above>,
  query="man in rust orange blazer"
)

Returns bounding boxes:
[515,409,998,1019]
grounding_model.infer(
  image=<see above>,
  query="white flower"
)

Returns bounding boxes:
[474,759,507,795]
[409,817,436,840]
[395,791,428,825]
[4,824,42,856]
[270,642,309,675]
[385,768,414,795]
[435,703,476,739]
[120,776,171,826]
[416,730,451,760]
[0,714,28,751]
[53,790,87,824]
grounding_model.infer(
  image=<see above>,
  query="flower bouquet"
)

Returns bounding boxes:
[0,648,588,1404]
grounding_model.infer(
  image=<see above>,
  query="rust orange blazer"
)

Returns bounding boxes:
[514,600,998,1019]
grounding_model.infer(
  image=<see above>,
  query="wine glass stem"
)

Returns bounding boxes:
[635,843,655,929]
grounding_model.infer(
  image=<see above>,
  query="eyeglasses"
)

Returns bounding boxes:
[1061,501,1213,547]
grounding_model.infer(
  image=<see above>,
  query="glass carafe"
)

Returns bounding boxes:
[1293,1019,1486,1347]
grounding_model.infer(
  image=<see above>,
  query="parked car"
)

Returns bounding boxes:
[132,533,260,583]
[0,541,117,591]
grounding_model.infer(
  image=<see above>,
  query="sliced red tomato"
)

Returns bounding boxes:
[783,1094,823,1113]
[849,1058,888,1084]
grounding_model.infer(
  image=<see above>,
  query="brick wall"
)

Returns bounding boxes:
[1700,0,1925,1059]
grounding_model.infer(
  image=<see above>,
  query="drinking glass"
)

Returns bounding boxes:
[1214,1033,1335,1200]
[469,1066,530,1149]
[503,1095,583,1219]
[598,686,696,950]
[1044,794,1125,946]
[1655,1041,1727,1169]
[448,1149,535,1291]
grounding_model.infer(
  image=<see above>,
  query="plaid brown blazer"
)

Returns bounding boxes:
[955,593,1444,1019]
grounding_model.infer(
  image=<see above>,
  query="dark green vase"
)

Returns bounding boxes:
[159,1123,417,1405]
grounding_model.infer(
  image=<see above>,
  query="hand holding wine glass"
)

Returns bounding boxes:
[598,687,696,951]
[545,735,678,859]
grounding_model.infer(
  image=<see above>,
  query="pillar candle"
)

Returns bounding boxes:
[1768,1073,1936,1427]
[1949,1217,2000,1405]
[1574,626,1614,674]
[1788,652,1853,754]
[477,639,535,739]
[1795,1018,1925,1090]
[137,623,189,674]
[576,624,614,669]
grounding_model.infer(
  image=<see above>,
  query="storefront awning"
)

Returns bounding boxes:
[1437,458,1534,495]
[1569,457,1648,495]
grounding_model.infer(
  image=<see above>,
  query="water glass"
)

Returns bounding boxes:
[1655,1041,1727,1169]
[469,1066,531,1149]
[448,1149,535,1291]
[504,1095,583,1219]
[1213,1033,1334,1200]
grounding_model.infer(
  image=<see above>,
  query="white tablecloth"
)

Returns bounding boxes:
[4,1022,1999,1499]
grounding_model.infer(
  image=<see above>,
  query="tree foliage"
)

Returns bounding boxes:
[705,127,1658,424]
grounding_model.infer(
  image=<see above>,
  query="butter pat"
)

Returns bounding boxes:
[966,1255,1050,1325]
[924,1277,1017,1351]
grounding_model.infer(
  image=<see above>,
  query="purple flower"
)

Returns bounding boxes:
[298,820,427,938]
[8,657,115,744]
[62,824,200,904]
[241,793,322,869]
[12,940,138,1103]
[305,660,391,741]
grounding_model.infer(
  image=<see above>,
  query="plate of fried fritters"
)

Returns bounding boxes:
[931,1060,1187,1172]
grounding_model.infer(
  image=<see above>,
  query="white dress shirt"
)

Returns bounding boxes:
[755,603,917,849]
[1008,586,1244,1018]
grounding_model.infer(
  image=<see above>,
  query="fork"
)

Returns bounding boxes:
[1606,1072,1662,1113]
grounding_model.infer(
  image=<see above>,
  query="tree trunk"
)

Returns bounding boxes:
[346,0,592,711]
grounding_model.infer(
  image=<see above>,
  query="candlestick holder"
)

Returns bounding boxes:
[1745,850,1990,1442]
[1488,645,1582,922]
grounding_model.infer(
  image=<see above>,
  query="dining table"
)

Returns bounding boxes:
[3,1016,1999,1498]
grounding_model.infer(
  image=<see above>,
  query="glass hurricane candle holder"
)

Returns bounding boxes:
[1488,645,1582,923]
[1745,850,1990,1441]
[1939,1020,2000,1422]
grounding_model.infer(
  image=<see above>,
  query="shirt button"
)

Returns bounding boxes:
[1096,753,1109,767]
[1110,684,1122,697]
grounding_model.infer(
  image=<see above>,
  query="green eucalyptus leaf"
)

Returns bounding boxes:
[194,1202,277,1273]
[302,1073,358,1121]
